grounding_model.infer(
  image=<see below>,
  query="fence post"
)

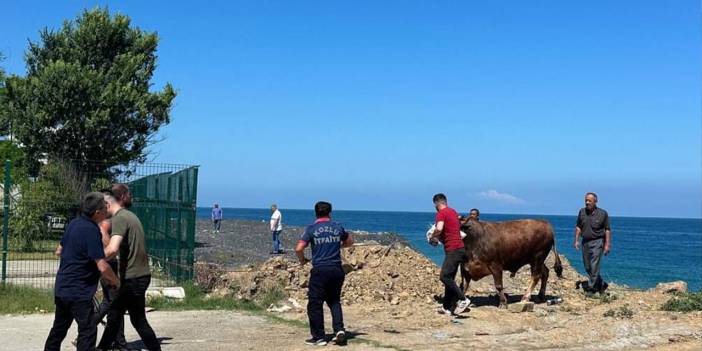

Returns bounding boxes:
[2,160,11,285]
[187,167,198,280]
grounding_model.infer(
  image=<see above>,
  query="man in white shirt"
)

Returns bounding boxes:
[270,204,284,254]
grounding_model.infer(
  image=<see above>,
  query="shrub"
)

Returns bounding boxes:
[603,304,634,319]
[661,292,702,312]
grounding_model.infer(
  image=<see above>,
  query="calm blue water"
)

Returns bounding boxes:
[197,207,702,291]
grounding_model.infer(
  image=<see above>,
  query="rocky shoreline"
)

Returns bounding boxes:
[195,218,408,268]
[192,218,701,350]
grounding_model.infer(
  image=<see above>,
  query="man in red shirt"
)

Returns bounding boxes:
[428,193,470,315]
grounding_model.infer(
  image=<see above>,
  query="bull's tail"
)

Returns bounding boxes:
[552,240,564,278]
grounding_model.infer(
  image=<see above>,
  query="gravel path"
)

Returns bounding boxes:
[0,311,393,351]
[195,219,406,268]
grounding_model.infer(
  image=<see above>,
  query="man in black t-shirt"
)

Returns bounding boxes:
[574,192,612,294]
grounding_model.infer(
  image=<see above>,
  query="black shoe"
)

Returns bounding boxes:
[332,330,346,346]
[114,342,131,351]
[305,337,327,346]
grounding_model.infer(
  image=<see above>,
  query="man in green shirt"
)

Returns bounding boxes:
[98,184,161,351]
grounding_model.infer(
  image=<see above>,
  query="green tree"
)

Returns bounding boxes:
[4,8,176,176]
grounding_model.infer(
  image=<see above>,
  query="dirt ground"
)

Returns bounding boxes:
[3,292,700,351]
[3,221,699,350]
[215,245,702,351]
[0,310,403,351]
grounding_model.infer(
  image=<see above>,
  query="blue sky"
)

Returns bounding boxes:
[3,1,700,218]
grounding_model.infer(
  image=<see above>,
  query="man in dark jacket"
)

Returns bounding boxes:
[44,192,120,351]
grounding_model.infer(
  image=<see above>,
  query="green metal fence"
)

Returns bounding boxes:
[0,160,199,289]
[127,164,199,282]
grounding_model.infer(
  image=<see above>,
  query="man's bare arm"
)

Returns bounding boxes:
[295,241,309,265]
[430,221,445,240]
[99,221,111,248]
[104,235,123,260]
[604,229,611,255]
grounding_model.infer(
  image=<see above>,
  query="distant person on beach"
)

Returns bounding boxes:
[574,192,612,295]
[212,203,223,233]
[295,201,353,346]
[427,193,470,316]
[44,192,119,351]
[270,204,283,254]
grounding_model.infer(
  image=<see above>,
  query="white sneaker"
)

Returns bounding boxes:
[454,299,471,314]
[437,307,455,315]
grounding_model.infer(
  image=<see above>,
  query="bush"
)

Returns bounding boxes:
[146,282,259,311]
[661,292,702,312]
[603,304,634,319]
[10,161,88,251]
[597,293,618,304]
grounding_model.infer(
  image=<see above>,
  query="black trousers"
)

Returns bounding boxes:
[95,262,126,347]
[307,265,345,340]
[44,297,96,351]
[98,275,160,351]
[440,248,466,310]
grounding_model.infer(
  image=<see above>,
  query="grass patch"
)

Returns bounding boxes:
[661,292,702,312]
[147,283,261,311]
[0,284,55,314]
[603,304,634,319]
[596,293,619,304]
[351,338,413,351]
[7,252,60,261]
[266,314,309,329]
[257,285,286,308]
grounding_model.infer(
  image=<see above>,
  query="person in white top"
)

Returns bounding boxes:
[270,204,283,254]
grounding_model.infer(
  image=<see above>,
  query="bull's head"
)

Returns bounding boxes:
[461,217,486,238]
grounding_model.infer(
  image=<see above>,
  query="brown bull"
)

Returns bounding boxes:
[459,218,563,308]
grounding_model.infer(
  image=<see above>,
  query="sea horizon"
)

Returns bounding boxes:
[198,206,702,221]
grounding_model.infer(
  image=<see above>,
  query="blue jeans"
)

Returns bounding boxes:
[271,230,282,253]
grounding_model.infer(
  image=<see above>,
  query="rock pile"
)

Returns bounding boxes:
[220,243,443,306]
[340,243,443,306]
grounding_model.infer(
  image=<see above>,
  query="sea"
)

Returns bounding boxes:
[197,207,702,291]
